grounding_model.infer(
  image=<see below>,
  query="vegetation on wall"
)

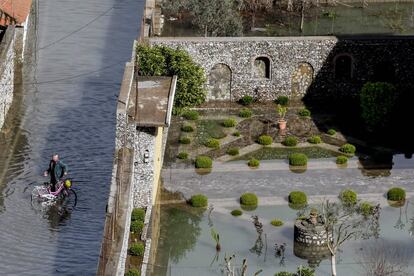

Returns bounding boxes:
[136,45,207,108]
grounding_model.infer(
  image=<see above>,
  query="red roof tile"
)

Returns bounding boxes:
[0,0,32,26]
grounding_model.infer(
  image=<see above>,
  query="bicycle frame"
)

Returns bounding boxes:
[46,179,71,197]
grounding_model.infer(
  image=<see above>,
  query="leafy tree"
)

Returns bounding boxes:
[318,200,381,276]
[238,0,273,29]
[360,82,397,131]
[136,45,207,108]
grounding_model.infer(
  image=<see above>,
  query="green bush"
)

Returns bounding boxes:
[129,242,145,256]
[275,96,289,106]
[177,152,189,160]
[125,268,141,276]
[387,187,406,201]
[190,194,208,207]
[327,129,336,135]
[283,136,298,147]
[195,155,212,168]
[239,108,253,118]
[231,209,243,216]
[131,208,145,222]
[360,82,397,130]
[137,45,206,108]
[205,138,220,149]
[240,193,258,206]
[307,135,321,144]
[181,124,194,132]
[289,153,308,166]
[336,155,348,165]
[258,135,273,145]
[226,147,239,156]
[275,267,315,276]
[340,189,357,205]
[130,220,144,234]
[289,191,307,205]
[239,95,254,106]
[223,118,237,128]
[271,219,284,227]
[359,201,374,217]
[339,143,356,155]
[298,108,311,117]
[179,136,191,144]
[274,272,293,276]
[248,158,260,167]
[233,131,241,137]
[182,110,199,120]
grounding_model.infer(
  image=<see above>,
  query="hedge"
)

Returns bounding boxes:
[248,158,260,167]
[226,147,239,156]
[289,191,307,205]
[177,152,189,160]
[239,95,254,106]
[307,135,321,144]
[205,138,220,149]
[223,118,237,128]
[387,187,406,201]
[195,156,212,168]
[339,143,356,155]
[339,189,357,205]
[258,135,273,146]
[231,209,243,216]
[240,193,258,206]
[130,220,144,234]
[283,136,298,147]
[125,269,141,276]
[289,153,308,166]
[129,243,145,256]
[131,208,145,222]
[239,108,253,118]
[336,155,348,165]
[190,194,208,207]
[182,110,199,120]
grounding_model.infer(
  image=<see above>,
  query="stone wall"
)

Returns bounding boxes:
[149,36,414,103]
[0,27,16,130]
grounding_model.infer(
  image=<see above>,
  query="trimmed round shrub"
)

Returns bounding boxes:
[181,124,194,132]
[359,201,374,217]
[298,108,311,117]
[177,152,189,160]
[283,136,298,147]
[179,136,191,144]
[340,189,357,205]
[387,187,406,201]
[258,135,273,145]
[275,96,289,106]
[239,95,254,106]
[226,147,240,156]
[307,135,321,144]
[233,131,241,137]
[289,191,307,205]
[129,242,145,256]
[195,155,212,168]
[125,268,141,276]
[182,110,199,120]
[271,219,284,227]
[205,138,220,149]
[339,143,356,155]
[327,129,336,135]
[231,209,243,216]
[289,153,308,166]
[336,155,348,165]
[248,158,260,168]
[240,193,258,206]
[223,118,237,128]
[131,208,145,222]
[190,194,208,207]
[239,108,253,118]
[130,220,144,234]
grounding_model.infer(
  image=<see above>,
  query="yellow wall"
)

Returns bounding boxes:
[152,126,163,205]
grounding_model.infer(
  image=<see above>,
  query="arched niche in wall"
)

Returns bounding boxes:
[334,54,353,80]
[291,62,314,98]
[254,56,271,79]
[208,63,232,100]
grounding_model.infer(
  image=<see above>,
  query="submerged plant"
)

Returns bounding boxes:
[211,228,221,251]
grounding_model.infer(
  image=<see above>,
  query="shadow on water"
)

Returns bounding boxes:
[302,35,414,170]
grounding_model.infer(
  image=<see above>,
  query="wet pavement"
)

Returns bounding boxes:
[0,0,144,274]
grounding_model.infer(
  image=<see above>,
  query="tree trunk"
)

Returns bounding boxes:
[300,0,305,32]
[287,0,293,12]
[331,254,337,276]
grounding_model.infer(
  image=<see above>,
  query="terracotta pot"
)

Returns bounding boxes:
[278,119,287,130]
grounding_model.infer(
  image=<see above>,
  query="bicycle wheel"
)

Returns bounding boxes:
[60,189,77,211]
[31,186,50,212]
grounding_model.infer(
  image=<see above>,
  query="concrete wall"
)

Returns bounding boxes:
[149,36,414,103]
[0,27,16,130]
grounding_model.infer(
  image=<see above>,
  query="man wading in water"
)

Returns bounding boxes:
[43,154,68,192]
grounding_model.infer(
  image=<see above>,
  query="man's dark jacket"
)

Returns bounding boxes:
[47,160,68,184]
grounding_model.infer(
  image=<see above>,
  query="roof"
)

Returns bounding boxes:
[0,0,32,26]
[133,76,177,127]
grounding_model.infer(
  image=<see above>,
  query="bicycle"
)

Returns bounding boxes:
[31,178,77,211]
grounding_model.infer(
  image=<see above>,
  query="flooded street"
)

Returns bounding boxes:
[0,0,143,274]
